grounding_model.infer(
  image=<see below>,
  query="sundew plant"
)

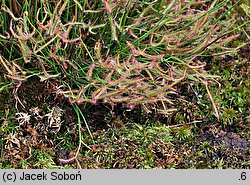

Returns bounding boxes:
[0,0,247,118]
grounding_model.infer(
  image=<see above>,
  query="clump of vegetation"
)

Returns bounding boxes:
[0,0,249,169]
[0,0,245,114]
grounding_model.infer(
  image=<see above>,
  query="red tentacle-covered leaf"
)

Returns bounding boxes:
[87,63,96,81]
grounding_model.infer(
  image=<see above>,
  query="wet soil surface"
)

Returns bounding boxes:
[200,128,250,156]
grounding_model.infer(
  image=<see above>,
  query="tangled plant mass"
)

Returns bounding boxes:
[0,0,240,117]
